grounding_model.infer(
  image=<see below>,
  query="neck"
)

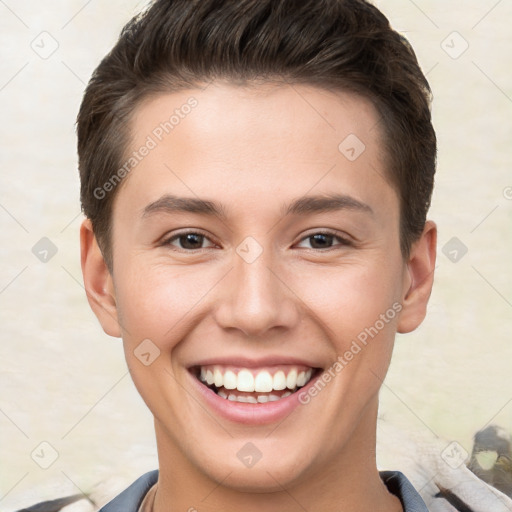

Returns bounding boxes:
[152,402,402,512]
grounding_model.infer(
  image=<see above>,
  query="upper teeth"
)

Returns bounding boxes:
[199,366,314,393]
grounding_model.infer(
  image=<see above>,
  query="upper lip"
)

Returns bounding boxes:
[188,355,323,370]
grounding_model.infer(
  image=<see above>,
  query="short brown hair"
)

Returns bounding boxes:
[77,0,436,270]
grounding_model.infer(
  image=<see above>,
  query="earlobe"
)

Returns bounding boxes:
[397,220,437,334]
[80,219,122,338]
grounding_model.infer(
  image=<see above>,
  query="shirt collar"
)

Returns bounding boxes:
[100,469,428,512]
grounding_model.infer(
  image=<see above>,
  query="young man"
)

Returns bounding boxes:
[78,0,437,510]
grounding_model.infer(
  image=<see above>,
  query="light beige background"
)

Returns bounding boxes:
[1,0,511,509]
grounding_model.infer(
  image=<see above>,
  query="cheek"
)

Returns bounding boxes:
[292,261,402,339]
[113,259,222,348]
[290,260,403,399]
[112,261,212,414]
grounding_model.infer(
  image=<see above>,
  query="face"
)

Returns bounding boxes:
[82,82,436,495]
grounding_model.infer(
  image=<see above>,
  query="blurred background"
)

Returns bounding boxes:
[1,0,511,509]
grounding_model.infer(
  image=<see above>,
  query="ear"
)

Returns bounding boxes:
[397,220,437,334]
[80,219,121,338]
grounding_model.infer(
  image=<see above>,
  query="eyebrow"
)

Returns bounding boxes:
[141,193,373,220]
[283,194,373,216]
[142,194,227,219]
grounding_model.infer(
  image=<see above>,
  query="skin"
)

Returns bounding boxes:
[81,82,436,512]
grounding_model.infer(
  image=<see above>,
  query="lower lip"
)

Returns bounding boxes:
[188,370,320,425]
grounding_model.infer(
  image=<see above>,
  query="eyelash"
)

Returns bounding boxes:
[161,229,352,252]
[295,230,352,250]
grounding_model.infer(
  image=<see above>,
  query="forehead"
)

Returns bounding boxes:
[115,82,396,221]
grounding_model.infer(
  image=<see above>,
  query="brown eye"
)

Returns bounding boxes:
[296,231,351,250]
[308,233,334,249]
[166,232,216,250]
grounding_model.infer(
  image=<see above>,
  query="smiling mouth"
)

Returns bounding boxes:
[191,364,321,403]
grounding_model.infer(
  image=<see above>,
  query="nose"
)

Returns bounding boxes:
[213,246,300,338]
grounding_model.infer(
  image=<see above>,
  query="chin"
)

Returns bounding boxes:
[213,460,307,493]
